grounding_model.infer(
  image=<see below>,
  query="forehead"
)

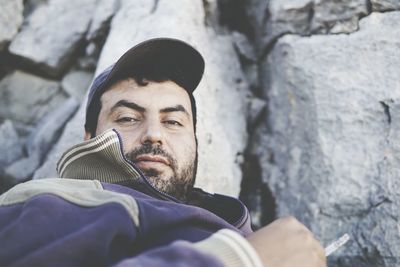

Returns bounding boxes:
[101,79,192,112]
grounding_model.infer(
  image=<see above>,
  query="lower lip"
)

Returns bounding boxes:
[135,160,168,168]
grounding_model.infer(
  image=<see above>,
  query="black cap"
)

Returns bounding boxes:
[85,38,205,134]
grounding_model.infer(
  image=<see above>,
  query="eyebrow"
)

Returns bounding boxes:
[110,100,190,118]
[110,100,145,113]
[160,105,190,118]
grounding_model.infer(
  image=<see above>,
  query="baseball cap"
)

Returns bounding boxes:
[84,38,205,135]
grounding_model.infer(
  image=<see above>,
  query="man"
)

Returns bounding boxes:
[0,38,326,267]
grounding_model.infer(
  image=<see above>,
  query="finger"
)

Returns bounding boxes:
[314,242,327,262]
[317,253,328,267]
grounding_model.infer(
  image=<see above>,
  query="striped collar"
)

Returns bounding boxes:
[57,129,143,187]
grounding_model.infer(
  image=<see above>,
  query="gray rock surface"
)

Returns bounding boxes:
[258,12,400,266]
[0,71,67,125]
[202,0,220,29]
[9,0,97,77]
[33,104,86,179]
[77,43,99,71]
[27,97,79,162]
[86,0,120,41]
[23,0,48,16]
[231,31,259,90]
[232,32,257,62]
[35,0,251,197]
[247,97,266,126]
[371,0,400,11]
[262,0,368,46]
[0,120,24,171]
[7,98,79,181]
[245,0,268,38]
[0,0,24,50]
[61,71,93,101]
[312,0,368,33]
[4,157,40,184]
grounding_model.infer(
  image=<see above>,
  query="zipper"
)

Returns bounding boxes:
[113,129,181,203]
[233,200,249,229]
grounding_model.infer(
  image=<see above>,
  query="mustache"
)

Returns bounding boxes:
[125,144,176,168]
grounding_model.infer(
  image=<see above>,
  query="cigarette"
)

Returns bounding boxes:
[324,233,350,257]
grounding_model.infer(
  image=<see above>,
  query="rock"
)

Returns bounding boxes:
[86,0,120,41]
[0,71,67,125]
[0,0,24,50]
[12,122,35,138]
[232,32,259,90]
[329,16,359,34]
[61,71,93,101]
[202,0,220,29]
[259,12,400,266]
[77,43,99,71]
[0,120,24,171]
[232,32,257,62]
[262,0,368,46]
[244,0,269,38]
[86,43,97,57]
[33,106,85,180]
[35,0,251,197]
[79,0,121,72]
[311,0,368,32]
[7,98,78,181]
[27,97,79,162]
[23,0,47,16]
[247,97,266,126]
[265,0,313,44]
[4,156,40,183]
[9,0,98,77]
[243,63,259,92]
[371,0,400,11]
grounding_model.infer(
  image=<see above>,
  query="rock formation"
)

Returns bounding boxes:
[256,11,400,267]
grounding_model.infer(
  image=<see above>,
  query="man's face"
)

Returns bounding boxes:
[91,78,197,200]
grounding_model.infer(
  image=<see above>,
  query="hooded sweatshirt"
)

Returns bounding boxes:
[0,129,263,267]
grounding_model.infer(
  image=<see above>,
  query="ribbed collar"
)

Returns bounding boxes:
[57,129,143,187]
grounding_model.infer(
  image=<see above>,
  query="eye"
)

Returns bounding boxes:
[116,117,140,124]
[164,120,183,127]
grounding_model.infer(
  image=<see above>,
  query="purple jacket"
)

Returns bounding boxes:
[0,130,263,267]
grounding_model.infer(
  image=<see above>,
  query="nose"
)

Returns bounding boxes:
[140,120,164,145]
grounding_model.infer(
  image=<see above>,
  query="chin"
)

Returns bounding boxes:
[141,168,172,180]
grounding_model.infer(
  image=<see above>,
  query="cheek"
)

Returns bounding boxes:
[118,131,142,154]
[169,134,196,162]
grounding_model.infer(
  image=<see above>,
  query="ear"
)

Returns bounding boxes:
[84,131,92,140]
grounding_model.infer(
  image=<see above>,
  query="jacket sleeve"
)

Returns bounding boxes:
[114,229,264,267]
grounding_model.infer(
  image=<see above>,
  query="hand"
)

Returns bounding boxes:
[247,216,326,267]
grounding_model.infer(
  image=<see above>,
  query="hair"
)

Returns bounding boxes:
[85,68,197,138]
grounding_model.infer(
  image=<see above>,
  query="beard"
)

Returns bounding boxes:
[125,143,197,202]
